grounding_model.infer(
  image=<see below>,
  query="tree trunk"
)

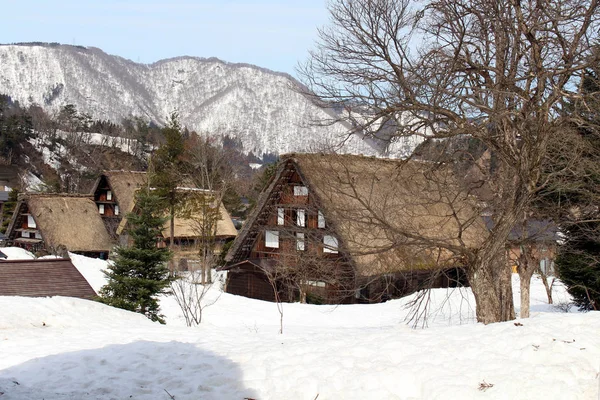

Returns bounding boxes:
[170,205,175,250]
[468,251,515,324]
[519,270,534,318]
[517,248,538,318]
[300,287,307,304]
[538,267,554,305]
[167,206,175,272]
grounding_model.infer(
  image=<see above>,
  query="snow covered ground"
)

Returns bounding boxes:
[0,248,598,399]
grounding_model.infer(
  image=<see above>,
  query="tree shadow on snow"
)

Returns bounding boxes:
[0,341,258,400]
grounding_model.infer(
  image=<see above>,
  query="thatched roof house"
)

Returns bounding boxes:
[224,153,487,303]
[158,201,239,241]
[5,194,113,258]
[93,171,237,259]
[0,258,97,299]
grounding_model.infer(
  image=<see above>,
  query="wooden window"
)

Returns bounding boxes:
[323,235,338,253]
[35,232,42,239]
[98,204,105,215]
[296,232,305,251]
[294,185,308,196]
[277,208,284,225]
[115,205,120,216]
[306,280,326,288]
[296,209,306,227]
[27,215,36,228]
[107,190,112,201]
[318,210,325,228]
[265,230,279,248]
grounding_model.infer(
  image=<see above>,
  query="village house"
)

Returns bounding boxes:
[5,193,113,258]
[92,171,238,269]
[222,153,487,304]
[0,258,97,299]
[482,216,559,275]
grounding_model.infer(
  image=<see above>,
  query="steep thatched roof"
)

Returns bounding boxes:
[95,171,148,215]
[161,202,238,239]
[98,170,237,239]
[12,194,113,253]
[227,153,487,276]
[0,258,97,299]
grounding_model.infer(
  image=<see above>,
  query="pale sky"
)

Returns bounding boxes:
[0,0,329,76]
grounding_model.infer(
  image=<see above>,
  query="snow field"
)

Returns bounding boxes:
[0,248,598,399]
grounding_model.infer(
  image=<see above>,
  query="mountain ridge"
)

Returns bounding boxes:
[0,43,420,158]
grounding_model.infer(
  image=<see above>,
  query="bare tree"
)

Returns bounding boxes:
[299,0,600,323]
[185,133,238,283]
[170,133,238,324]
[170,269,221,326]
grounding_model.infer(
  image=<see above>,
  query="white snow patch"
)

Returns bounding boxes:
[249,162,263,170]
[0,251,598,399]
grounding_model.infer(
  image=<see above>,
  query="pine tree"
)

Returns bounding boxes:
[556,222,600,310]
[99,188,173,323]
[149,112,187,252]
[552,65,600,311]
[1,188,19,234]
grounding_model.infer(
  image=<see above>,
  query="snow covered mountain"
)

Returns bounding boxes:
[0,43,420,158]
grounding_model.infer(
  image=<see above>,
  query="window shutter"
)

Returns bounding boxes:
[297,209,306,227]
[265,230,279,248]
[318,210,325,228]
[294,186,308,196]
[323,235,338,253]
[296,232,305,251]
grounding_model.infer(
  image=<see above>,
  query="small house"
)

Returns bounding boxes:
[483,216,559,275]
[5,194,113,258]
[0,258,96,299]
[92,171,238,269]
[222,153,486,304]
[91,171,147,238]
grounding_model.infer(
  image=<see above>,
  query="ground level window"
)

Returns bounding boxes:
[305,280,326,288]
[265,230,279,248]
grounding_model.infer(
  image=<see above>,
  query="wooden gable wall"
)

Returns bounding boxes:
[247,162,343,262]
[93,175,122,238]
[224,159,355,303]
[7,201,44,253]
